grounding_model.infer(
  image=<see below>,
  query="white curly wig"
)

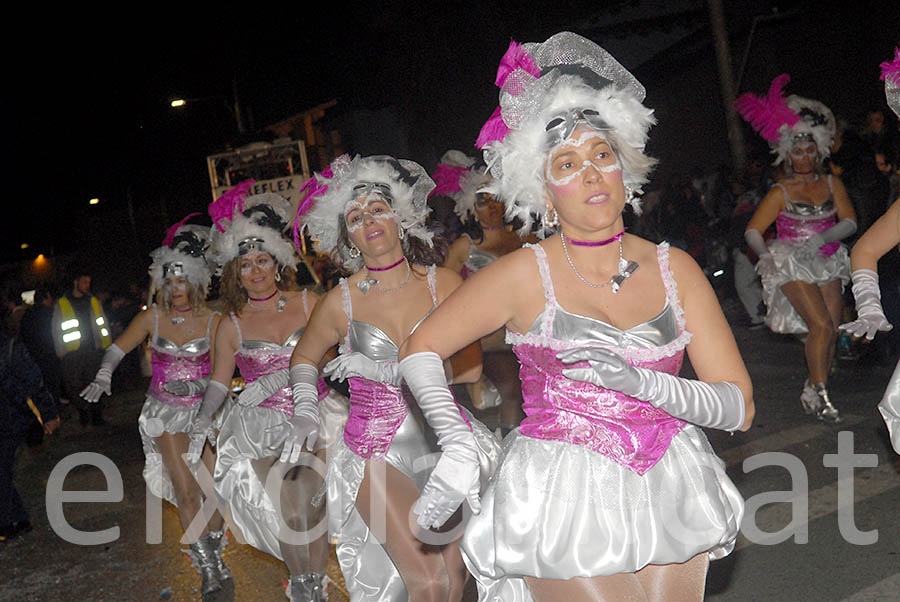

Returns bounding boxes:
[300,154,435,272]
[148,224,213,298]
[773,95,836,167]
[208,191,298,272]
[477,31,657,237]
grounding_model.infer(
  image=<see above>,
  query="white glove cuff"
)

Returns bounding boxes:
[744,229,771,259]
[290,364,319,419]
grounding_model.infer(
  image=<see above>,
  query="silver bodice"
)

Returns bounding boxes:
[528,302,680,350]
[242,328,305,351]
[465,246,499,272]
[150,336,210,356]
[784,198,836,217]
[347,308,435,362]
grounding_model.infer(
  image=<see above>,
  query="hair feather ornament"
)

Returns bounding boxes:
[148,218,213,297]
[477,32,656,237]
[207,185,297,272]
[300,154,435,271]
[735,74,836,166]
[429,150,493,221]
[881,48,900,120]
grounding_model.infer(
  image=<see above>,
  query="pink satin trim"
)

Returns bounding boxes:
[514,343,687,476]
[776,212,839,257]
[148,350,210,408]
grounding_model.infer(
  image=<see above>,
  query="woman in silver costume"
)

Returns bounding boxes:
[290,154,499,602]
[189,187,346,601]
[399,32,753,601]
[739,74,857,423]
[80,216,229,595]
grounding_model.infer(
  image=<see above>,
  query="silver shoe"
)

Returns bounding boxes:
[206,528,232,583]
[812,383,842,424]
[288,572,328,602]
[189,533,222,595]
[800,379,823,415]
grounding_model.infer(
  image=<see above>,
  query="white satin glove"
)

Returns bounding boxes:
[274,364,320,463]
[840,269,893,340]
[80,344,125,402]
[164,377,209,397]
[744,229,775,279]
[236,369,288,407]
[399,351,481,529]
[323,352,401,385]
[793,233,826,263]
[558,347,746,432]
[185,380,228,464]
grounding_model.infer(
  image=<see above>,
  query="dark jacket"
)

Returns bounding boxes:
[0,332,58,434]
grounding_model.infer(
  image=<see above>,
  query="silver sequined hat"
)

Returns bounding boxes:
[478,31,656,237]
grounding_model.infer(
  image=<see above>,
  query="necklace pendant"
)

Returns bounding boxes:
[170,316,185,325]
[611,260,640,294]
[277,296,287,312]
[357,279,377,295]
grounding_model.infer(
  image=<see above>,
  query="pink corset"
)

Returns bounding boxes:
[514,344,686,475]
[776,212,839,257]
[148,349,211,408]
[235,348,294,415]
[343,377,410,458]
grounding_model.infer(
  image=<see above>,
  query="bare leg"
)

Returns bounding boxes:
[483,351,524,434]
[355,460,463,602]
[780,280,836,384]
[250,453,329,576]
[154,431,223,534]
[820,280,844,374]
[523,553,708,602]
[635,553,709,602]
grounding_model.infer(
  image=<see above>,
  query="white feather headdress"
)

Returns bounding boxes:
[147,222,213,295]
[476,31,656,237]
[430,150,494,221]
[207,185,298,272]
[298,154,435,271]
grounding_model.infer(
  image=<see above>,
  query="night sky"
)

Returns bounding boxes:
[4,1,898,288]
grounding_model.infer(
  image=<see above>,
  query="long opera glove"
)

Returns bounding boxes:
[558,347,746,432]
[793,218,857,263]
[323,351,401,385]
[185,380,228,464]
[164,377,210,397]
[236,369,289,407]
[399,351,480,529]
[274,364,320,464]
[840,269,893,340]
[79,344,125,402]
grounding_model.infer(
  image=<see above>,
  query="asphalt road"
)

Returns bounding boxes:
[2,299,899,601]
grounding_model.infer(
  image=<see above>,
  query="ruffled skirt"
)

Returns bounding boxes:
[138,394,224,506]
[326,408,501,602]
[461,426,743,602]
[763,240,850,334]
[878,359,900,455]
[213,390,349,560]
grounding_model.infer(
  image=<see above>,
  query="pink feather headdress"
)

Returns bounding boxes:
[734,74,801,142]
[880,47,900,84]
[208,179,255,232]
[476,40,541,149]
[430,163,469,197]
[161,212,200,247]
[292,167,333,252]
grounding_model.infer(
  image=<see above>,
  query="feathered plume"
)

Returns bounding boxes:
[161,212,200,247]
[430,164,469,197]
[292,167,333,252]
[476,106,510,149]
[880,48,900,84]
[495,40,540,87]
[734,74,801,142]
[208,180,255,232]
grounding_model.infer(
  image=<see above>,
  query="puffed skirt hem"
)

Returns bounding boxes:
[461,426,743,601]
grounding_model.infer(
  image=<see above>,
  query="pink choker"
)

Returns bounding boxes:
[566,229,625,247]
[365,257,406,272]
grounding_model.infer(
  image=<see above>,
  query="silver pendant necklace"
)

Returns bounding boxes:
[358,260,411,294]
[560,234,639,293]
[247,295,287,312]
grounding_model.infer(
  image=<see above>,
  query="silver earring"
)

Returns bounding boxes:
[349,245,361,259]
[275,270,282,282]
[398,227,405,240]
[624,186,642,215]
[543,207,559,228]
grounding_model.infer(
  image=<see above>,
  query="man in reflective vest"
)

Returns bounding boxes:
[51,267,112,426]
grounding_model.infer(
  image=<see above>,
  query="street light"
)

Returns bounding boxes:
[168,76,248,133]
[89,198,100,205]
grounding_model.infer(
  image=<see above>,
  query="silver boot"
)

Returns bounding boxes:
[206,528,232,583]
[288,572,328,602]
[189,533,222,595]
[800,379,823,415]
[812,382,842,423]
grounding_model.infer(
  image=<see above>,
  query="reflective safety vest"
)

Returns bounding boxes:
[57,296,112,353]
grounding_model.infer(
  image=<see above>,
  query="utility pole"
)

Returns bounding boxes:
[707,0,746,171]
